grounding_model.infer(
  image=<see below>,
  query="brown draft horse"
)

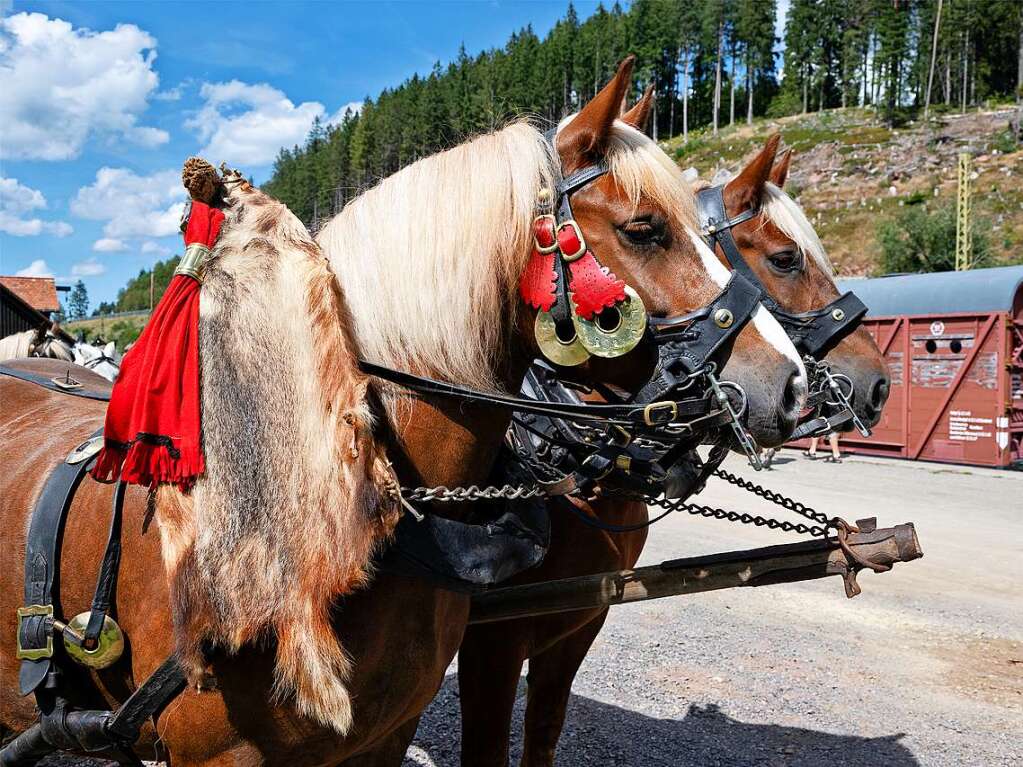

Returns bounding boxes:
[457,109,892,767]
[0,59,804,766]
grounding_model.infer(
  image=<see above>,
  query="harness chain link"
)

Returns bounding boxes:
[400,464,832,538]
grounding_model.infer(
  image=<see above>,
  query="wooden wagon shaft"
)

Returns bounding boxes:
[468,518,922,624]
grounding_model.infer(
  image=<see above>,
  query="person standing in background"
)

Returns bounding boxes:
[806,432,842,463]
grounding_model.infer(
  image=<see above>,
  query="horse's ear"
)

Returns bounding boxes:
[621,85,655,133]
[557,56,635,169]
[104,341,116,357]
[770,149,792,190]
[725,133,781,210]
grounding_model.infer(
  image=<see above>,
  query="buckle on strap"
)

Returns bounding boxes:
[16,604,54,661]
[557,220,587,262]
[643,401,678,426]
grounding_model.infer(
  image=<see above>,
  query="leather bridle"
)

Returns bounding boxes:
[696,183,871,438]
[362,129,771,496]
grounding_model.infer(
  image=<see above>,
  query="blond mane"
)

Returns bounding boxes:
[698,169,834,280]
[317,118,703,395]
[762,182,833,278]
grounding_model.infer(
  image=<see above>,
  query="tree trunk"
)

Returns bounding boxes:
[863,40,869,106]
[1018,11,1023,104]
[747,48,754,125]
[714,20,723,135]
[925,0,942,119]
[802,63,809,114]
[683,46,690,141]
[961,34,968,113]
[669,58,676,139]
[729,39,736,126]
[945,52,951,104]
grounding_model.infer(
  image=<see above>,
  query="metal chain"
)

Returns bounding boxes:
[711,467,832,531]
[400,460,836,539]
[400,484,546,503]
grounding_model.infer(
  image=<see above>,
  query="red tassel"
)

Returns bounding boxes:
[92,275,204,490]
[93,198,223,490]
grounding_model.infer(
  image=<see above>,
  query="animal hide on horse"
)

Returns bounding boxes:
[156,174,401,734]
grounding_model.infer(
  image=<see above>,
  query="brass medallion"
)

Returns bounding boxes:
[63,612,125,669]
[572,286,647,359]
[534,310,590,366]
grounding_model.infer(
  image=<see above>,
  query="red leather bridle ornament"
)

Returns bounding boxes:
[519,211,627,320]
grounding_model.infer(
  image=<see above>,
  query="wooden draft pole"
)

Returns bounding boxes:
[956,152,973,271]
[469,519,922,624]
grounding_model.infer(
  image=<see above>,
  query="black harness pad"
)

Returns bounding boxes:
[378,462,550,592]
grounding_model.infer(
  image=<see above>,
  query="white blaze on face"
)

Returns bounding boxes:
[687,229,806,377]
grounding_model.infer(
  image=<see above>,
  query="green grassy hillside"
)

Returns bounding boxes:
[662,106,1023,276]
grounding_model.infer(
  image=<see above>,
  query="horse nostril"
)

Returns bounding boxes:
[869,377,890,411]
[781,368,806,418]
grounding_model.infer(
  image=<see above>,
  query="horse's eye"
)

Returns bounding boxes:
[767,250,802,273]
[618,218,667,248]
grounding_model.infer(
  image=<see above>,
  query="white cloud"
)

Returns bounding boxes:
[15,259,54,277]
[0,12,168,160]
[92,237,127,252]
[0,176,73,236]
[71,167,185,240]
[72,257,107,277]
[187,80,326,166]
[141,240,172,256]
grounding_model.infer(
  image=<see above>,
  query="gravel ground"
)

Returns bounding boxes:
[404,451,1023,766]
[28,453,1022,766]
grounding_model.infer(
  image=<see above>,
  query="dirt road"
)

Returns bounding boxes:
[406,452,1023,766]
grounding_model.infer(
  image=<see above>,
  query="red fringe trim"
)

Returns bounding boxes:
[92,439,204,492]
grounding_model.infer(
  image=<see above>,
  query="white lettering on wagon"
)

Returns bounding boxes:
[947,410,993,442]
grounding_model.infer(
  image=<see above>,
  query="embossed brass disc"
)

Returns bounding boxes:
[63,612,124,669]
[535,310,590,366]
[572,286,647,359]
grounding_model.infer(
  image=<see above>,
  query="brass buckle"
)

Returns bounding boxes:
[643,401,678,426]
[533,214,558,254]
[16,605,54,661]
[608,424,632,446]
[557,220,587,262]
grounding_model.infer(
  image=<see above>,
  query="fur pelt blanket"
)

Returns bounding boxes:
[157,171,401,734]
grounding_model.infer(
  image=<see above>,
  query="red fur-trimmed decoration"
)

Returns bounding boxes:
[93,158,224,490]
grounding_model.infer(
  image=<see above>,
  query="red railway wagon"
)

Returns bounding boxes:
[818,265,1023,468]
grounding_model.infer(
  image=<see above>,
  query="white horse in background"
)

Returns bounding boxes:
[0,327,75,363]
[72,339,120,381]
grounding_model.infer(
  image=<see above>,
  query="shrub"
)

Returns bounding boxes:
[876,204,990,274]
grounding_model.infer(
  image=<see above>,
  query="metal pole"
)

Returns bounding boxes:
[956,152,973,271]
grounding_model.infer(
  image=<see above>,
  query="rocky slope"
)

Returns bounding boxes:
[663,106,1023,276]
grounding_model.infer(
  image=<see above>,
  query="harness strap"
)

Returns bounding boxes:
[18,429,103,696]
[103,656,187,744]
[358,360,713,428]
[78,481,126,650]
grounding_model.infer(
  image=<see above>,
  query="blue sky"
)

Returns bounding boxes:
[1,1,789,307]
